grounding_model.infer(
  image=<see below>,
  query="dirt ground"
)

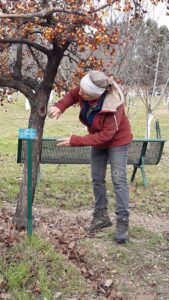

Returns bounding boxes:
[1,203,169,299]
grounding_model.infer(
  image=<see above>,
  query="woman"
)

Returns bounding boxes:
[49,70,132,243]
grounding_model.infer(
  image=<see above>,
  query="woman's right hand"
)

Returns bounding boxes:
[48,106,62,119]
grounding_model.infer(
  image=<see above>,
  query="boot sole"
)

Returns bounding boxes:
[114,238,127,244]
[85,221,113,234]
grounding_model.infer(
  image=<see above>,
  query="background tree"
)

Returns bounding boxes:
[103,15,169,136]
[123,19,169,137]
[0,0,168,228]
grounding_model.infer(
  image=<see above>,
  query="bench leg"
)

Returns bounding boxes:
[130,165,148,188]
[130,165,138,183]
[140,165,148,188]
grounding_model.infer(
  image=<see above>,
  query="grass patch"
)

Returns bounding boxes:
[1,235,92,300]
[6,262,30,290]
[77,225,169,299]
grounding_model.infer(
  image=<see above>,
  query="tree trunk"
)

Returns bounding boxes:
[146,110,153,139]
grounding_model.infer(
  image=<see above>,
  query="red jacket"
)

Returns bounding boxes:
[54,87,132,148]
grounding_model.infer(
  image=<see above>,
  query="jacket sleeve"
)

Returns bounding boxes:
[70,106,124,147]
[53,87,80,112]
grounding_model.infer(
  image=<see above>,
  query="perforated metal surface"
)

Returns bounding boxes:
[144,142,164,165]
[17,138,165,166]
[128,141,145,165]
[41,140,91,164]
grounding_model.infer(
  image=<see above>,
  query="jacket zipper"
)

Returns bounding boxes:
[114,115,118,130]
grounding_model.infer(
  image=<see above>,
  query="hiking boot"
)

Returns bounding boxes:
[114,216,129,244]
[85,208,112,233]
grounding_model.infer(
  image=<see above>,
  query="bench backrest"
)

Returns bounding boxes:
[17,138,166,166]
[128,139,166,165]
[143,141,165,165]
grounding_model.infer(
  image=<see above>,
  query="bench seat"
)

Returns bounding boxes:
[17,138,166,187]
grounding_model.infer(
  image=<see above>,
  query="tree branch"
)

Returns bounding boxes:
[21,76,39,91]
[153,76,169,112]
[27,45,45,72]
[150,51,160,104]
[63,53,79,64]
[0,2,117,20]
[93,1,116,13]
[4,75,39,92]
[0,77,36,102]
[0,7,85,19]
[0,38,50,56]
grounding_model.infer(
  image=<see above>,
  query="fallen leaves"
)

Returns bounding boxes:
[34,209,119,298]
[0,208,19,247]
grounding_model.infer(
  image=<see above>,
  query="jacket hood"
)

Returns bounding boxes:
[102,80,124,112]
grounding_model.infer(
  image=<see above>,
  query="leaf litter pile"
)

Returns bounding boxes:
[1,205,169,299]
[36,207,122,299]
[0,206,123,300]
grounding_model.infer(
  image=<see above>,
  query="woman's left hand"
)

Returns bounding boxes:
[57,137,71,147]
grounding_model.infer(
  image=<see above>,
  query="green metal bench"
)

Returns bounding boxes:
[17,137,166,188]
[17,131,166,236]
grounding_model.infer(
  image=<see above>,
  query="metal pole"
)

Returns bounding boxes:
[19,128,37,236]
[27,139,33,236]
